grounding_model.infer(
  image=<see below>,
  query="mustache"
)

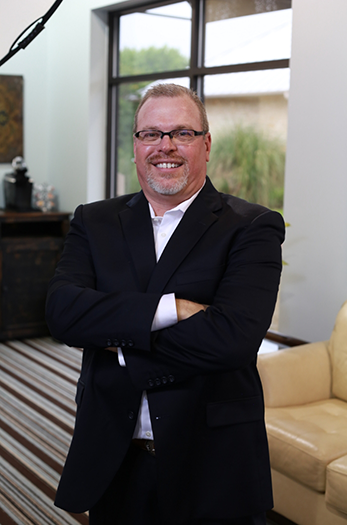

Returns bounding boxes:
[146,154,186,165]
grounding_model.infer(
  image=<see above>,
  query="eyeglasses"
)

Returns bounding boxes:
[134,129,206,145]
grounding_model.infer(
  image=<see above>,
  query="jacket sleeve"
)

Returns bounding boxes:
[45,204,161,350]
[123,210,285,390]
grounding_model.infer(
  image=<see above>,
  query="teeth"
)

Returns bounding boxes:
[156,163,179,169]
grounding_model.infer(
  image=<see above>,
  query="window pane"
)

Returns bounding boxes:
[205,1,292,67]
[117,78,190,196]
[205,70,289,209]
[119,2,191,77]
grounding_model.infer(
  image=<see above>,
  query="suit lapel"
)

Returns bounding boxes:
[146,179,223,293]
[119,179,223,294]
[119,192,157,292]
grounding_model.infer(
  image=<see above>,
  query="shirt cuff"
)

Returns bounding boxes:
[118,348,126,367]
[151,293,178,331]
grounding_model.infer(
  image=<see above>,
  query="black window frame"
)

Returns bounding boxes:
[106,0,291,198]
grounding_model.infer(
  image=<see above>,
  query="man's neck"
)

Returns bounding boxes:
[144,181,205,217]
[146,198,181,217]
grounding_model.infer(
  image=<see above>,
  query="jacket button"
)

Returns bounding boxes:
[155,378,161,386]
[148,379,154,387]
[121,340,127,347]
[106,339,112,347]
[168,375,175,383]
[113,339,119,346]
[128,411,135,420]
[162,376,168,384]
[128,340,134,347]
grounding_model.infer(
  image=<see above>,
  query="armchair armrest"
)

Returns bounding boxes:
[257,341,332,407]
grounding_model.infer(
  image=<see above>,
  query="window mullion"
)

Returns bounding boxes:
[190,0,205,97]
[106,14,120,198]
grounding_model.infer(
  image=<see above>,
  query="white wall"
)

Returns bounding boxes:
[279,0,347,341]
[1,0,346,342]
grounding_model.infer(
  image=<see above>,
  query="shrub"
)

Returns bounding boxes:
[208,125,285,209]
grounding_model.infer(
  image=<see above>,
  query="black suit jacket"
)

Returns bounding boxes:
[46,178,285,522]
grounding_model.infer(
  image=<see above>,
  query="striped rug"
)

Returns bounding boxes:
[0,337,88,525]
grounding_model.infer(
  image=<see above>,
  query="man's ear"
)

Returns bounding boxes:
[205,132,212,162]
[133,140,137,164]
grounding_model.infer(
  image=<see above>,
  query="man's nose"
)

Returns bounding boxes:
[158,134,177,152]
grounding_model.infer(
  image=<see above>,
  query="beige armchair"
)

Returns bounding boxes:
[258,301,347,525]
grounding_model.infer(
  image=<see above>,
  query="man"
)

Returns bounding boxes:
[46,84,285,525]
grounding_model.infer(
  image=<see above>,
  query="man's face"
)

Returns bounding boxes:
[133,95,211,206]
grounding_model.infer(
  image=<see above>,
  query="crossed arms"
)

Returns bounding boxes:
[46,203,284,388]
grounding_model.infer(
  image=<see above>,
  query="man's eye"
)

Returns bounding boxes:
[142,131,159,139]
[176,130,193,138]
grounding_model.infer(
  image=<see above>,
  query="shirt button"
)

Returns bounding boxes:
[160,232,166,238]
[146,431,152,438]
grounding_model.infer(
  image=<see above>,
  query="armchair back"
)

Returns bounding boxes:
[329,300,347,402]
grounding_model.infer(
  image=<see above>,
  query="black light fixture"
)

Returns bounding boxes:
[0,0,64,67]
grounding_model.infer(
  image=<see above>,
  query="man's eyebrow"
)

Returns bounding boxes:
[140,125,192,130]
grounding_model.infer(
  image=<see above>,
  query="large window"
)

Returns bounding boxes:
[107,0,292,210]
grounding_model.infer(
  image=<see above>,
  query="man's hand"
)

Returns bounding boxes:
[176,299,208,322]
[106,347,118,353]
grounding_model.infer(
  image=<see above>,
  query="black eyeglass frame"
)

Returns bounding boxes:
[133,129,207,143]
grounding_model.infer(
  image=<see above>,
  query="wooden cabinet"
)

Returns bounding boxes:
[0,211,70,340]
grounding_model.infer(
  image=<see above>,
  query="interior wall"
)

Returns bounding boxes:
[279,0,347,341]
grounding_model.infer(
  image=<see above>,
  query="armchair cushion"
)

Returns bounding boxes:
[326,454,347,517]
[265,399,347,492]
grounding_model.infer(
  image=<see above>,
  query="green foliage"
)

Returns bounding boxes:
[120,46,189,77]
[117,46,189,194]
[208,126,285,209]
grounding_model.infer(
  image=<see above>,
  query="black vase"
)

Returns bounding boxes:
[4,168,33,211]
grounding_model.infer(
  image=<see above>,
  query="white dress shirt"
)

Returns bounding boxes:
[119,185,204,439]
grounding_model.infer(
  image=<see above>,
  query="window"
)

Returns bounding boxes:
[107,0,292,210]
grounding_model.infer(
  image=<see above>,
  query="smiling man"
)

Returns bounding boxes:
[46,84,285,525]
[133,91,211,212]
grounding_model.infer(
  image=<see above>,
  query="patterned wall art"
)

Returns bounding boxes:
[0,75,23,163]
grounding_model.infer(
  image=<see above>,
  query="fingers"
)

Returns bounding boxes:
[176,299,209,322]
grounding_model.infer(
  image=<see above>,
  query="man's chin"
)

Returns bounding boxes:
[147,173,188,196]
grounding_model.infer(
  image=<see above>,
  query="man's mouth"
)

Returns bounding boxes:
[148,155,185,171]
[154,162,181,169]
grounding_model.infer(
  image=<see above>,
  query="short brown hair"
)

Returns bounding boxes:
[133,83,209,134]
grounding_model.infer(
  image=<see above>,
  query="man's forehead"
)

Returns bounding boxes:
[137,95,200,126]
